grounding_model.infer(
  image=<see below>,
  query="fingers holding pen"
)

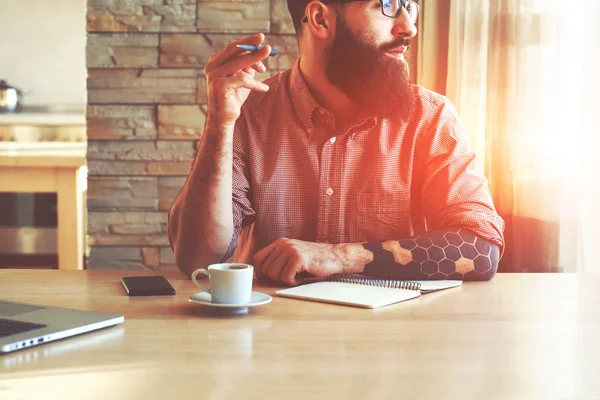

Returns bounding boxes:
[206,33,265,72]
[205,33,272,78]
[209,45,272,78]
[203,33,274,124]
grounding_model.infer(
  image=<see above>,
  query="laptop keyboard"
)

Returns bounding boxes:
[0,318,47,338]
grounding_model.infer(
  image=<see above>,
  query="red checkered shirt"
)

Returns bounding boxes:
[224,60,505,259]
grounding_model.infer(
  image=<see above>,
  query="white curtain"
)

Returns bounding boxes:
[438,0,600,272]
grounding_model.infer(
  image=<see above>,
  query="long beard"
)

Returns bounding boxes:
[325,16,416,121]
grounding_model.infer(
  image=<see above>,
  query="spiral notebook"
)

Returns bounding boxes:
[275,274,462,309]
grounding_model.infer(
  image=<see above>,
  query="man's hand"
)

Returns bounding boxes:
[253,239,344,286]
[204,32,272,127]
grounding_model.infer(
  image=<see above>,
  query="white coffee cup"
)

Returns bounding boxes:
[191,263,254,304]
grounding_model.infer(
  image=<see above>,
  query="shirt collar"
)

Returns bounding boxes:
[289,59,321,136]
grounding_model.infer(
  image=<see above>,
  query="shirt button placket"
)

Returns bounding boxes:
[317,141,334,242]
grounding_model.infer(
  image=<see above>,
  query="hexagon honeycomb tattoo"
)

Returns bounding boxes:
[362,228,500,281]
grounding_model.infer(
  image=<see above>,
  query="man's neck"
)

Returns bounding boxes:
[299,56,359,126]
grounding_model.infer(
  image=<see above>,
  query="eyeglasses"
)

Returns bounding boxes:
[302,0,419,23]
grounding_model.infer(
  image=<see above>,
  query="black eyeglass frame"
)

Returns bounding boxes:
[301,0,419,23]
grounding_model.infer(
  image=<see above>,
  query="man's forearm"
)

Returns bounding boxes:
[168,119,236,276]
[335,228,500,281]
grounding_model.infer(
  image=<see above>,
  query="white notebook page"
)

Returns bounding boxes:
[276,281,421,309]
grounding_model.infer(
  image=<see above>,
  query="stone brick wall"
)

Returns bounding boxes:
[86,0,298,270]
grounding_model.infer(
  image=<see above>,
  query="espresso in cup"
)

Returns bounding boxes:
[191,263,253,304]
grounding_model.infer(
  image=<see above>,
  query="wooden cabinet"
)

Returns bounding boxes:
[0,144,87,270]
[0,109,87,270]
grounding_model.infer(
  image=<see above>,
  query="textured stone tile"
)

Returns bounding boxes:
[159,263,179,271]
[88,209,171,247]
[92,234,170,246]
[263,34,298,70]
[179,33,242,57]
[196,75,208,103]
[160,34,213,68]
[87,33,159,68]
[87,246,147,270]
[89,246,141,259]
[88,160,147,176]
[87,0,197,33]
[87,69,197,104]
[142,247,160,269]
[145,161,192,175]
[111,223,162,235]
[158,105,206,140]
[160,246,176,264]
[87,177,158,210]
[142,212,169,224]
[87,141,196,161]
[158,177,187,211]
[88,212,126,232]
[88,211,168,234]
[87,105,157,140]
[197,0,270,33]
[86,245,168,270]
[159,245,177,270]
[271,0,295,34]
[88,160,192,176]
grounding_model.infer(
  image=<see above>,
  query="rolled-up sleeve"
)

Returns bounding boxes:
[418,98,505,252]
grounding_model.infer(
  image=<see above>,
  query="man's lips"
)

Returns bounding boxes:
[385,45,408,55]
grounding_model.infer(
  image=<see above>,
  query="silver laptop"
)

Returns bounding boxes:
[0,300,124,354]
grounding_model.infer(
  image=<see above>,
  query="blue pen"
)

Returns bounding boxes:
[236,44,278,56]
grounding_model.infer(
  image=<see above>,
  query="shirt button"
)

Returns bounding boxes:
[326,188,334,196]
[306,128,313,135]
[329,137,336,144]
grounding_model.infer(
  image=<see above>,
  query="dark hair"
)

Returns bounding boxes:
[287,0,312,34]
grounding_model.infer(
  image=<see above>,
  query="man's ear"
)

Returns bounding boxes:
[304,1,336,39]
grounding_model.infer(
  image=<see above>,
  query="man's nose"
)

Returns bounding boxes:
[392,8,418,38]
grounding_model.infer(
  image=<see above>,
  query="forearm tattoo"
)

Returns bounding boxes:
[362,228,500,281]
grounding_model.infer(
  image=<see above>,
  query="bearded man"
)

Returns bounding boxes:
[168,0,505,285]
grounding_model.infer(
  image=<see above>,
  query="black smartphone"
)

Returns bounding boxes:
[121,276,176,296]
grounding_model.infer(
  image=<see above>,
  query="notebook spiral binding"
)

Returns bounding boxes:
[327,274,422,291]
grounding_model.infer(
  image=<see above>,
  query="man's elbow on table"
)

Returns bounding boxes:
[167,213,233,277]
[463,242,501,282]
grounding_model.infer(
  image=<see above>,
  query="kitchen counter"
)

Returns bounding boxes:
[0,113,85,125]
[0,141,87,270]
[0,106,85,126]
[0,141,86,157]
[0,106,86,141]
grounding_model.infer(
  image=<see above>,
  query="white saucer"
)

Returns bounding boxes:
[188,292,272,309]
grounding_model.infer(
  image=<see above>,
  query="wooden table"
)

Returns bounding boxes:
[0,148,86,270]
[1,270,599,400]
